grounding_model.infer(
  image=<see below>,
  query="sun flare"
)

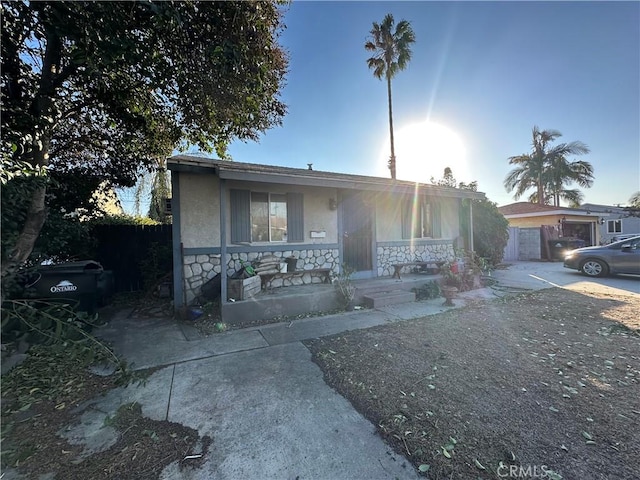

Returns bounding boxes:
[377,121,468,183]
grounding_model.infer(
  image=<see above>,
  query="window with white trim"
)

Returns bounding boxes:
[607,219,622,234]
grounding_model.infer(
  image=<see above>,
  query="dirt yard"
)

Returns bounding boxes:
[307,287,640,479]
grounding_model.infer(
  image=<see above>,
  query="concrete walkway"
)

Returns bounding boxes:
[87,286,507,480]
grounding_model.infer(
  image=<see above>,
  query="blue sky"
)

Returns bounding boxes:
[224,1,639,207]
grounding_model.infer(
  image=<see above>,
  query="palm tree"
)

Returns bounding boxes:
[365,13,415,180]
[504,126,591,205]
[544,156,593,207]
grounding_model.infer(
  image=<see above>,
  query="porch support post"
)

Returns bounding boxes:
[468,200,475,252]
[220,178,228,305]
[171,171,184,309]
[337,190,344,274]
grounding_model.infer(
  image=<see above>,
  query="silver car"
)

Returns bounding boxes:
[563,236,640,277]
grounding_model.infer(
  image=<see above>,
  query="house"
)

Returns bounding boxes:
[167,156,485,321]
[498,202,609,261]
[581,203,640,244]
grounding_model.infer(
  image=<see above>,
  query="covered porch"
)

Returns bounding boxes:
[221,272,444,328]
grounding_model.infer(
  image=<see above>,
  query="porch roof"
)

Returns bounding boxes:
[167,155,485,200]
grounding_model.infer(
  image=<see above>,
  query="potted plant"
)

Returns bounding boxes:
[439,261,460,306]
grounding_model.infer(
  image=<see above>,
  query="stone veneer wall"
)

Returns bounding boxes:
[183,254,223,305]
[377,242,455,277]
[183,248,340,304]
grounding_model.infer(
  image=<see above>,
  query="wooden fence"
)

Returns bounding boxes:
[91,224,172,293]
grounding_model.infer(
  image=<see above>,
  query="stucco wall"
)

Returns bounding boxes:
[375,192,402,241]
[440,199,460,239]
[179,172,220,248]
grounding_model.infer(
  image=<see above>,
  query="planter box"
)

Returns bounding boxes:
[228,275,261,301]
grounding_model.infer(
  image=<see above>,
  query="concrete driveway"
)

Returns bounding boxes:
[492,260,640,296]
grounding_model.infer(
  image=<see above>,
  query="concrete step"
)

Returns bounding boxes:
[362,290,416,308]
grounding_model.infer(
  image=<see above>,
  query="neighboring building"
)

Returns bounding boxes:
[167,156,485,320]
[581,203,640,244]
[498,202,609,261]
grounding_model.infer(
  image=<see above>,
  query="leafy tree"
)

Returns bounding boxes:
[504,126,591,206]
[433,168,508,265]
[1,1,288,274]
[624,191,640,218]
[463,198,509,266]
[365,13,415,180]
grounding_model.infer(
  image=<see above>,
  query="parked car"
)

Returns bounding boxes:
[608,233,640,244]
[564,236,640,277]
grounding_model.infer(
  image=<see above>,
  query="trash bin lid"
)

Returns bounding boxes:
[37,260,103,273]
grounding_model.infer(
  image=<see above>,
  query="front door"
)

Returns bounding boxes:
[342,192,373,276]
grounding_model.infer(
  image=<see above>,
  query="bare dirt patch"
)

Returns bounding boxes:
[306,287,640,479]
[1,346,210,479]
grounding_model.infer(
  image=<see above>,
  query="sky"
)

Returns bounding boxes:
[222,0,640,208]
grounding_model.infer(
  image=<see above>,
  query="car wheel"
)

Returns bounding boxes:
[580,258,609,277]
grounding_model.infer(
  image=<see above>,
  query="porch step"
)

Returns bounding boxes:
[362,290,416,308]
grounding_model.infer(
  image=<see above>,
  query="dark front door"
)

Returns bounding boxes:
[342,192,373,274]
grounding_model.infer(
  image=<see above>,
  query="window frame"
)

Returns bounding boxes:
[230,189,304,245]
[607,219,622,234]
[402,195,440,240]
[250,192,288,243]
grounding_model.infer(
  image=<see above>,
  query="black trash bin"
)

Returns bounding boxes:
[285,256,298,273]
[28,260,105,313]
[548,239,587,261]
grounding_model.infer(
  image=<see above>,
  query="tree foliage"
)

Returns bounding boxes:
[465,198,509,266]
[623,191,640,218]
[365,13,415,180]
[433,168,508,266]
[504,126,592,206]
[1,0,288,272]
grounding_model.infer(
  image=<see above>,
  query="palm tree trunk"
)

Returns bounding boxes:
[386,74,396,179]
[537,173,544,205]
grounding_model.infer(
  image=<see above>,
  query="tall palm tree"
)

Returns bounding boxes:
[365,13,415,180]
[504,126,591,205]
[544,156,593,207]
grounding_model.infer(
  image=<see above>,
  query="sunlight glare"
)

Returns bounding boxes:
[377,121,468,184]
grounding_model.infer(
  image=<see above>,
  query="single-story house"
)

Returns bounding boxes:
[167,156,485,320]
[581,203,640,244]
[498,202,609,260]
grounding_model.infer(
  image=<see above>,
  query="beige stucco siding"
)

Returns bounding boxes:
[440,199,460,239]
[374,192,403,241]
[179,172,220,248]
[224,180,338,244]
[507,214,590,228]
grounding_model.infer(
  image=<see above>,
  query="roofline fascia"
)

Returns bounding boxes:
[217,169,483,199]
[167,157,484,200]
[503,210,609,219]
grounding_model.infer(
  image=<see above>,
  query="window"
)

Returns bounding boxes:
[251,193,287,242]
[230,190,303,244]
[402,196,441,239]
[607,219,622,234]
